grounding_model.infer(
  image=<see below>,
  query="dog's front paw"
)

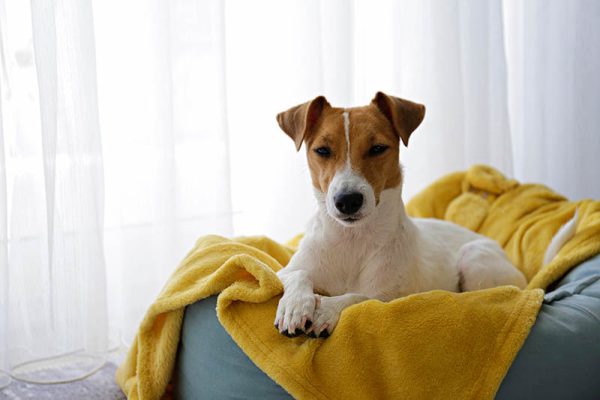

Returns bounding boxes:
[308,295,341,338]
[274,291,316,337]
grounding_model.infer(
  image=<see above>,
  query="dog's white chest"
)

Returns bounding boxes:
[310,234,407,299]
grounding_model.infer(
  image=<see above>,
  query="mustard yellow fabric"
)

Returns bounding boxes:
[116,165,600,400]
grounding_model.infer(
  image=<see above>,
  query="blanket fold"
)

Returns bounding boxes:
[117,165,600,400]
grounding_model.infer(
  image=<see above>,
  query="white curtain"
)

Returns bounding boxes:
[1,0,108,383]
[1,0,599,385]
[503,0,600,199]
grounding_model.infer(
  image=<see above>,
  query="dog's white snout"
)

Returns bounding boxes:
[326,168,376,224]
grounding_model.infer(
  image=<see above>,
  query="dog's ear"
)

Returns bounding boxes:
[371,92,425,147]
[276,96,330,151]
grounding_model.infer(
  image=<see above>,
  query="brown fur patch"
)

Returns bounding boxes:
[305,105,402,201]
[305,107,348,194]
[278,93,425,201]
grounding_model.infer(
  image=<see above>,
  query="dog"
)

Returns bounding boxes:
[273,92,528,338]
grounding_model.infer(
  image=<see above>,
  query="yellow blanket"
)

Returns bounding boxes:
[116,165,600,400]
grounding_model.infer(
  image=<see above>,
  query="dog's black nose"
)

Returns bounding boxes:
[334,192,363,215]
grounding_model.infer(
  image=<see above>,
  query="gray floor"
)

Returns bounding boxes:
[0,363,125,400]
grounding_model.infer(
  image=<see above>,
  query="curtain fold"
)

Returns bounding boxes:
[386,0,514,199]
[0,0,108,381]
[93,0,235,344]
[504,0,600,200]
[0,28,9,388]
[0,0,598,385]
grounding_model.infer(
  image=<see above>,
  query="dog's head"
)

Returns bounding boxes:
[277,92,425,226]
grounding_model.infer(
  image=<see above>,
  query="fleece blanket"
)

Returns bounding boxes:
[116,165,600,400]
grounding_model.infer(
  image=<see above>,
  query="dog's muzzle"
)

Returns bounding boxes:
[334,192,363,216]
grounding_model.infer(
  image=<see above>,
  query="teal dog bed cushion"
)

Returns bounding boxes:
[174,254,600,399]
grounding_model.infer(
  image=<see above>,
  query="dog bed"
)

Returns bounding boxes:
[116,165,600,400]
[174,254,600,399]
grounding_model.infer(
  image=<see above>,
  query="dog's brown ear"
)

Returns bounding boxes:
[276,96,330,151]
[371,92,425,146]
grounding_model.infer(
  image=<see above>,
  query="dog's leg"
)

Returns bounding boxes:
[308,293,370,338]
[457,238,527,291]
[275,269,317,337]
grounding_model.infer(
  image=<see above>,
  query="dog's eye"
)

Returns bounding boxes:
[369,145,389,156]
[314,146,332,158]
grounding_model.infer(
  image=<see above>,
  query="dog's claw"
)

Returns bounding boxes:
[282,329,296,337]
[275,291,317,338]
[281,327,303,338]
[307,324,330,339]
[278,325,304,337]
[308,330,330,339]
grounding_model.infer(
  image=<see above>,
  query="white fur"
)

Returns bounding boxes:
[343,110,350,160]
[543,209,578,265]
[325,110,376,226]
[325,166,377,226]
[275,111,529,337]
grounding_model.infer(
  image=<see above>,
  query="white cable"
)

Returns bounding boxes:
[9,351,106,385]
[0,370,12,390]
[10,360,106,385]
[1,342,129,388]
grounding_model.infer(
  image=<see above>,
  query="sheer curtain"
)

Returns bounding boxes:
[1,0,108,383]
[503,0,600,200]
[1,0,599,385]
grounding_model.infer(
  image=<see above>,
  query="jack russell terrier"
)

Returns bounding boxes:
[273,92,529,338]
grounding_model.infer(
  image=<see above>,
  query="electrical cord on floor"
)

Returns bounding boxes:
[0,370,12,390]
[1,342,125,388]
